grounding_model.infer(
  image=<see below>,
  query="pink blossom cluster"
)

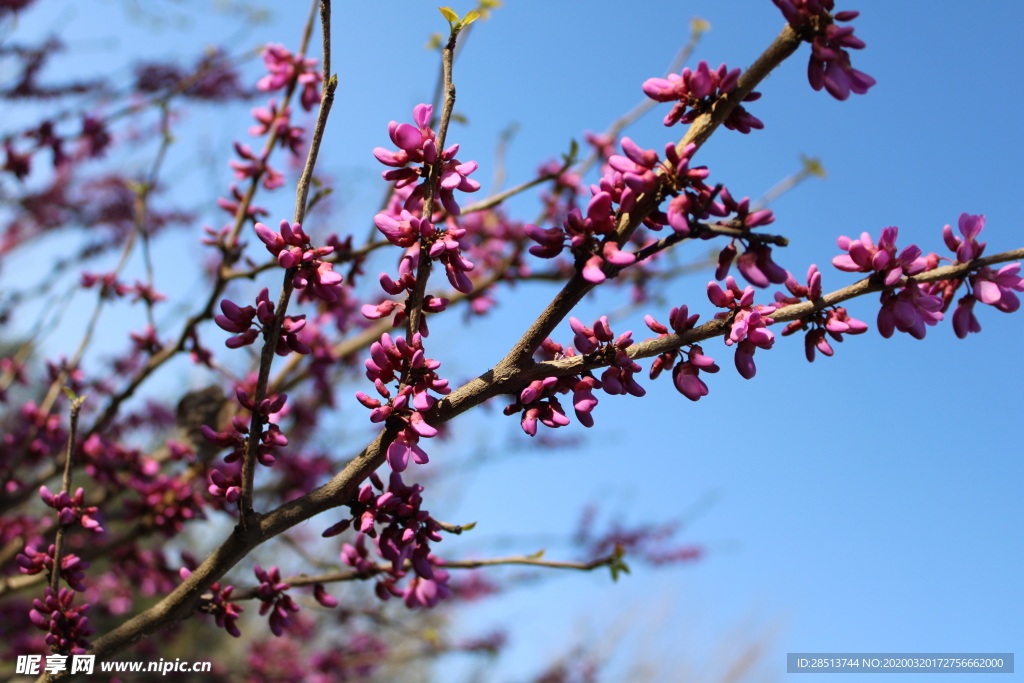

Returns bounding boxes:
[255,219,343,302]
[773,1,875,100]
[832,227,930,286]
[256,43,321,112]
[527,139,708,283]
[249,99,304,155]
[16,544,90,592]
[215,287,310,355]
[29,588,92,655]
[201,389,288,469]
[123,475,204,537]
[828,227,949,340]
[929,213,1024,339]
[216,182,269,220]
[253,565,300,637]
[181,568,243,638]
[570,317,645,397]
[777,265,868,360]
[371,212,476,294]
[355,332,450,472]
[708,277,778,378]
[877,282,944,340]
[39,486,103,533]
[2,115,112,182]
[326,471,451,609]
[504,317,645,436]
[643,60,764,133]
[373,103,481,217]
[360,253,449,335]
[645,306,721,401]
[230,141,284,190]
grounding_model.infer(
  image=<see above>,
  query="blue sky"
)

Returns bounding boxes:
[5,0,1023,681]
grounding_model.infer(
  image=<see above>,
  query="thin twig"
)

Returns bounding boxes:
[228,548,620,600]
[239,0,335,524]
[404,26,459,340]
[49,393,85,594]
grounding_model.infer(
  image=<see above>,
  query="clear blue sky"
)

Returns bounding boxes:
[6,1,1022,681]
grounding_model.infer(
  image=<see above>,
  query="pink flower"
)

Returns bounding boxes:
[254,220,343,303]
[971,263,1023,313]
[256,44,321,111]
[254,565,300,636]
[952,295,981,339]
[643,61,763,132]
[774,2,875,100]
[942,212,987,263]
[374,104,480,216]
[832,227,929,286]
[877,281,944,339]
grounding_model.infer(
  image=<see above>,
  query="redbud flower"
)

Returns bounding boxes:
[832,227,928,286]
[708,277,777,378]
[643,61,763,132]
[254,220,343,302]
[186,569,244,638]
[374,104,480,216]
[972,263,1023,313]
[254,565,300,637]
[672,345,719,401]
[774,2,876,100]
[257,44,321,111]
[229,142,284,190]
[29,588,93,655]
[952,295,981,339]
[208,468,242,503]
[17,544,90,592]
[39,486,103,533]
[943,212,987,263]
[877,281,944,339]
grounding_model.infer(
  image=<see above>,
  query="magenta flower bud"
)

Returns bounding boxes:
[734,344,757,379]
[582,255,606,283]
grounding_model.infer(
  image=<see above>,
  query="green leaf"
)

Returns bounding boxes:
[527,549,545,559]
[462,10,480,26]
[62,387,78,401]
[460,521,477,532]
[691,17,711,34]
[562,138,579,166]
[609,558,631,582]
[439,6,459,23]
[801,154,827,179]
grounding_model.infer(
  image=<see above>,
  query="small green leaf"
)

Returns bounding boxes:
[460,521,477,532]
[425,33,443,50]
[439,6,459,23]
[801,154,827,179]
[691,17,711,34]
[563,138,580,165]
[476,0,502,19]
[609,558,631,582]
[527,549,545,559]
[462,9,480,26]
[62,387,78,401]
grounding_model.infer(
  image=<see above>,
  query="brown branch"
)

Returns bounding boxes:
[239,0,336,524]
[228,548,619,601]
[487,24,804,379]
[404,26,459,340]
[49,393,85,594]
